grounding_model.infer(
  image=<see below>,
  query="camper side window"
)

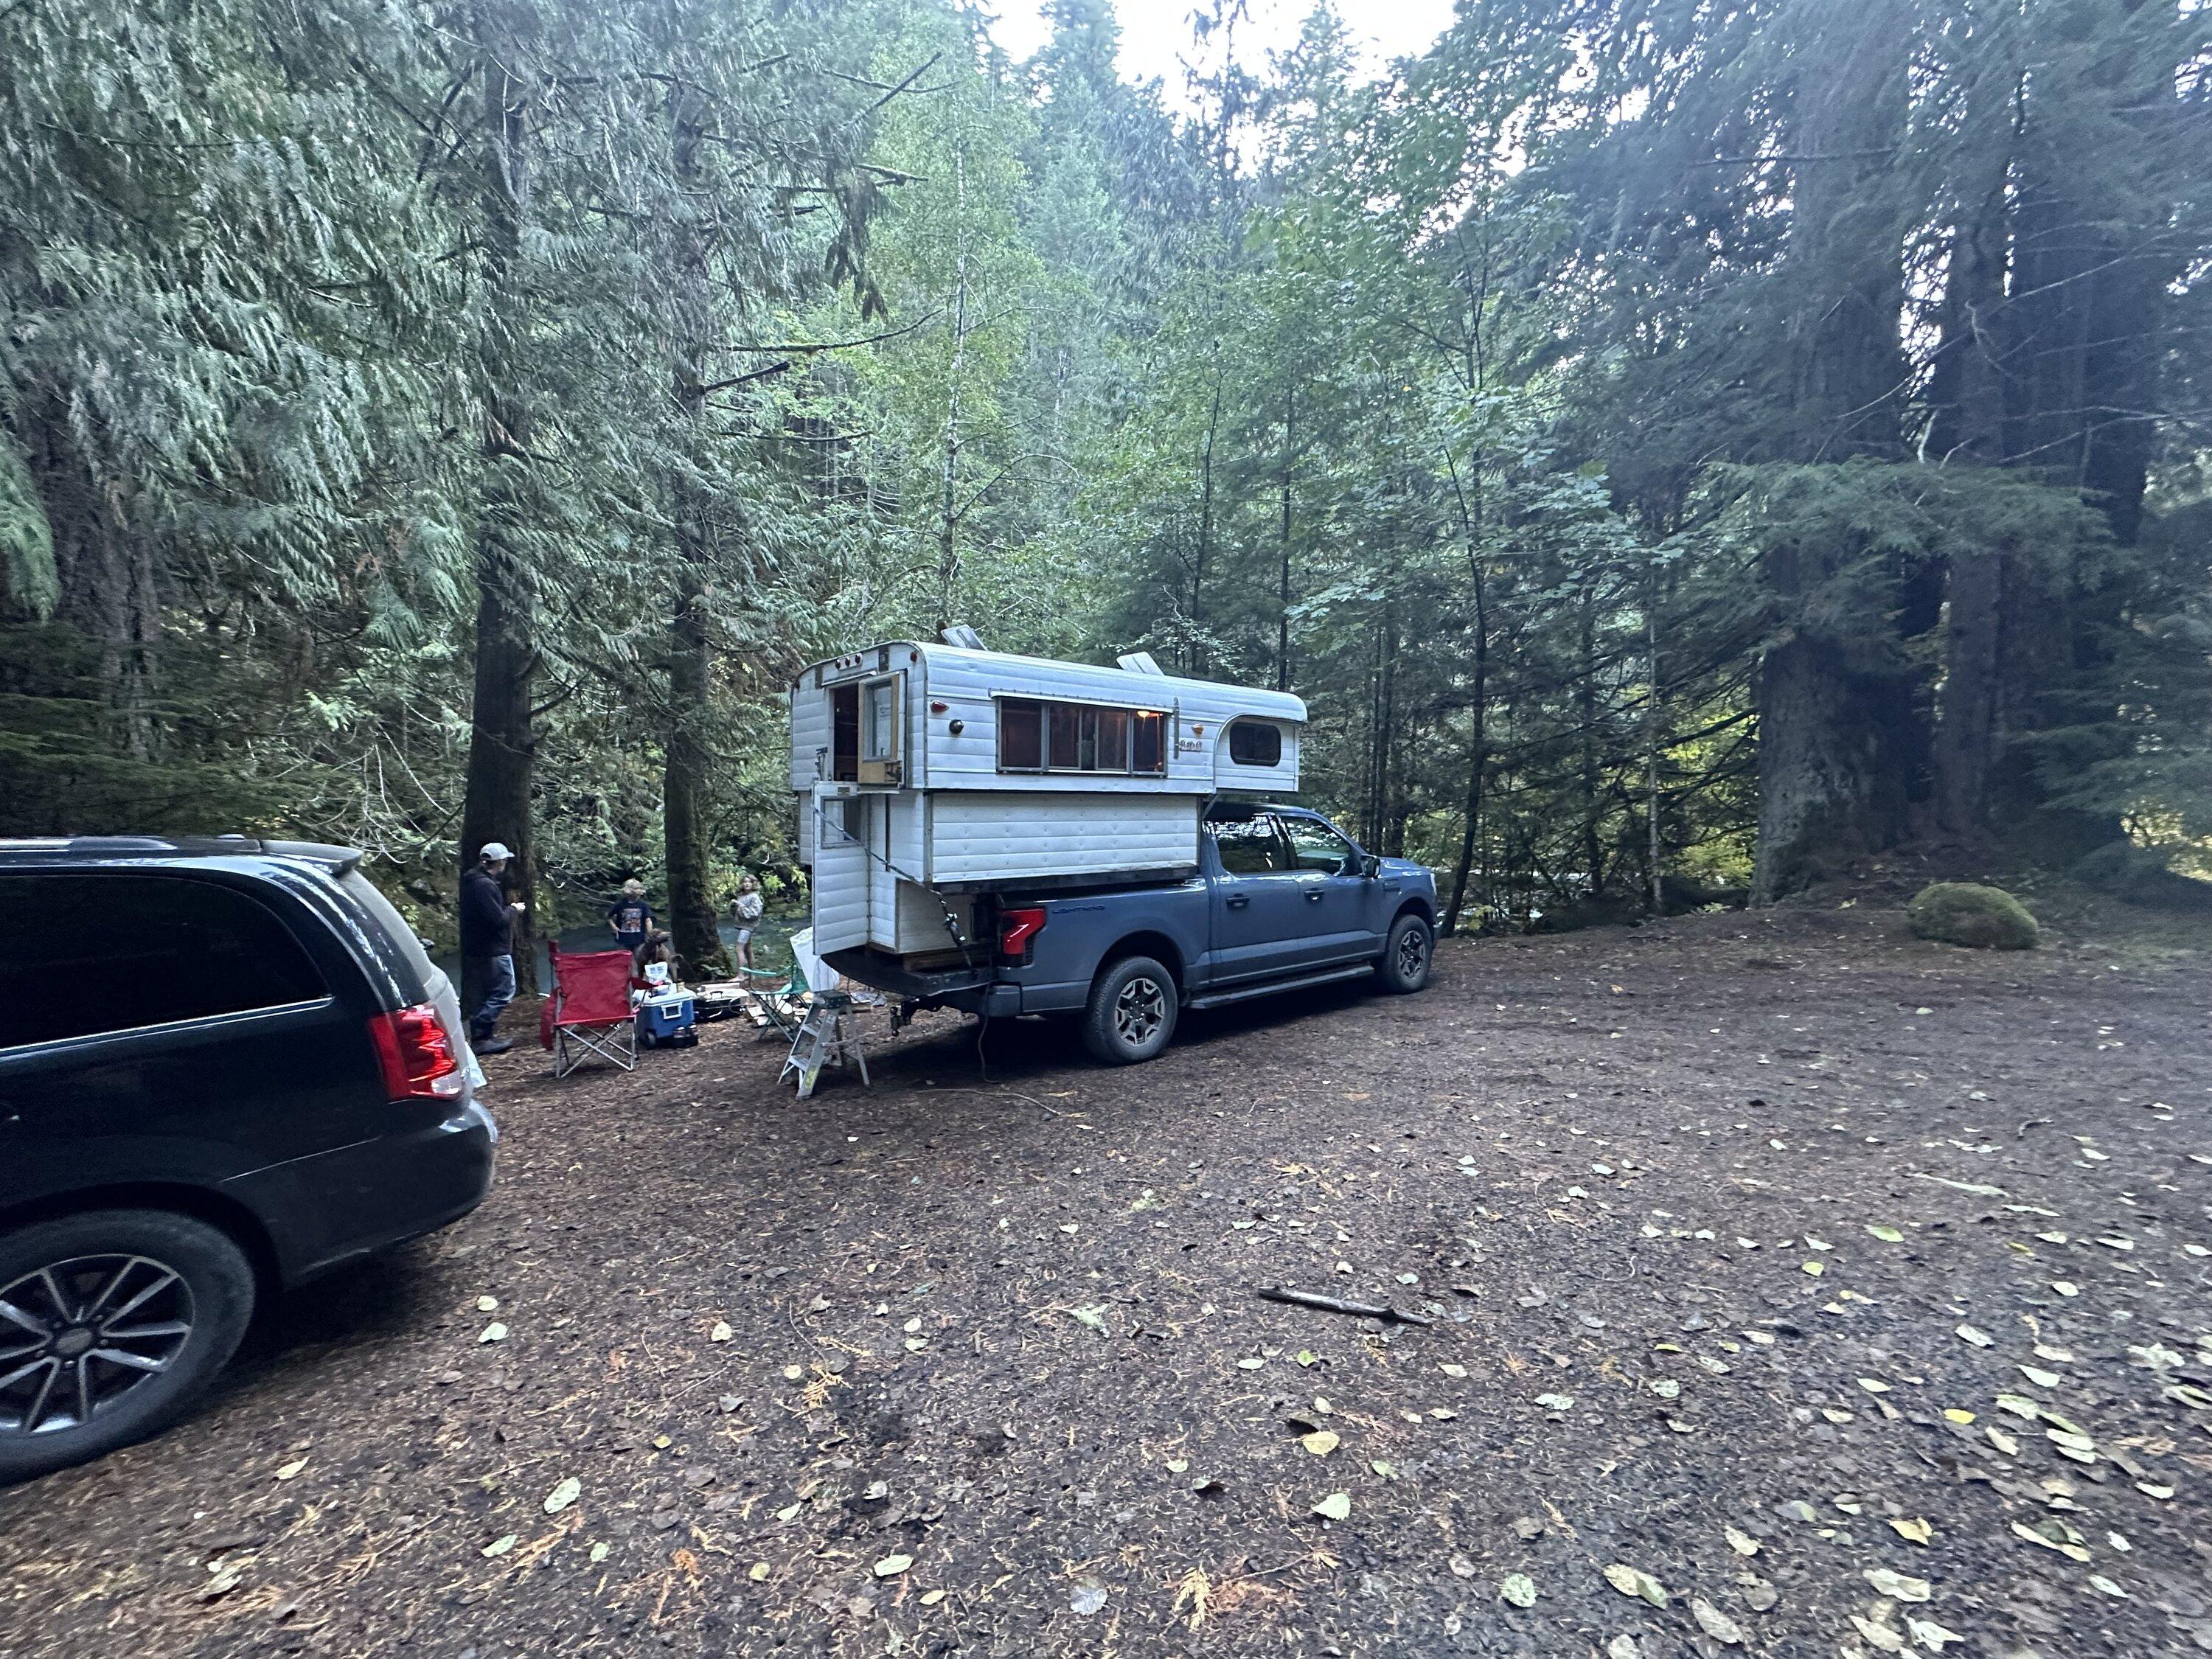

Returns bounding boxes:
[997,698,1169,776]
[1227,720,1283,767]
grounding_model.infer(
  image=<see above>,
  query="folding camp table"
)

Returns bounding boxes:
[540,942,638,1077]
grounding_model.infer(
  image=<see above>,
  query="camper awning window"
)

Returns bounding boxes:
[998,696,1169,776]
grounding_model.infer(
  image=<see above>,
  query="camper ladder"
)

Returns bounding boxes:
[779,992,871,1100]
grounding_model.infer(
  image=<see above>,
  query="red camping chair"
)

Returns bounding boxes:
[540,942,638,1078]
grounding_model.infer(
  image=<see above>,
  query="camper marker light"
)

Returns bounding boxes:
[930,700,948,713]
[998,907,1048,961]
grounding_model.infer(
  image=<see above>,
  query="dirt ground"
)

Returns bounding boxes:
[5,900,2212,1658]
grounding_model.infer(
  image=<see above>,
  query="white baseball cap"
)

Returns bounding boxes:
[479,841,514,862]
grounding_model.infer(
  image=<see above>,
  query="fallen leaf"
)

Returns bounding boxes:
[1301,1430,1340,1456]
[1724,1525,1760,1557]
[1312,1492,1352,1522]
[1500,1572,1538,1608]
[920,1587,947,1606]
[1602,1562,1669,1607]
[874,1554,913,1578]
[1691,1598,1745,1644]
[481,1534,518,1558]
[1888,1517,1933,1545]
[1069,1579,1107,1615]
[478,1322,508,1344]
[544,1476,582,1514]
[1955,1324,1992,1347]
[1907,1615,1965,1651]
[274,1458,307,1481]
[1866,1224,1905,1243]
[1864,1566,1931,1602]
[709,1321,733,1343]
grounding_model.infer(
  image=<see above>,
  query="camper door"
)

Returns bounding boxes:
[827,670,905,787]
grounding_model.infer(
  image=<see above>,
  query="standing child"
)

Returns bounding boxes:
[608,878,654,953]
[731,874,765,972]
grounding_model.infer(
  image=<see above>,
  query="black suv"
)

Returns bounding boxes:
[0,837,495,1481]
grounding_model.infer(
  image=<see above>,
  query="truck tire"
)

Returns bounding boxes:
[0,1208,257,1484]
[1082,956,1178,1065]
[1374,912,1433,994]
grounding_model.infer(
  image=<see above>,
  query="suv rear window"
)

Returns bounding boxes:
[0,874,327,1048]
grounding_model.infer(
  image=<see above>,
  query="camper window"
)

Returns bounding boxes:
[858,675,902,784]
[998,697,1169,776]
[863,678,897,762]
[1228,720,1283,767]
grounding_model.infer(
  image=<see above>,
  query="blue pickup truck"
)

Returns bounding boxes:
[843,801,1439,1064]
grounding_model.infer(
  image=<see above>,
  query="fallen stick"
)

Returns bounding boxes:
[1254,1286,1433,1328]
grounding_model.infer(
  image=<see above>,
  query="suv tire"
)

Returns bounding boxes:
[1375,912,1433,995]
[0,1209,257,1484]
[1082,956,1178,1064]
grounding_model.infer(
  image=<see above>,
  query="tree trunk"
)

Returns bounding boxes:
[1929,164,2011,841]
[461,15,537,992]
[1751,1,1917,901]
[1276,385,1294,692]
[661,83,726,978]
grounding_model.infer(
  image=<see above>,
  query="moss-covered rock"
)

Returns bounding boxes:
[1907,882,2039,950]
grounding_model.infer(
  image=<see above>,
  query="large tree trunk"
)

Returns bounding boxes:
[1751,1,1918,902]
[661,83,726,978]
[461,16,538,995]
[1929,161,2012,841]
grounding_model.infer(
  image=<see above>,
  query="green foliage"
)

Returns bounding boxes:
[0,0,2203,933]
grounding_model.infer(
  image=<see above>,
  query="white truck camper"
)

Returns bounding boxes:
[789,639,1306,969]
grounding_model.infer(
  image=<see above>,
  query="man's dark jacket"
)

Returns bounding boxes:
[460,866,512,957]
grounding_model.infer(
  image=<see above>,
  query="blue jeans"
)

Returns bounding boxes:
[468,953,515,1038]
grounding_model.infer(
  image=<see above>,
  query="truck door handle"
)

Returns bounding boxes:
[1305,889,1324,902]
[1225,894,1250,909]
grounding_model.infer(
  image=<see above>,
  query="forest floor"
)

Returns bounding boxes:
[6,899,2212,1658]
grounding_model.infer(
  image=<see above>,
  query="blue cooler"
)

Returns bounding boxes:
[636,990,697,1048]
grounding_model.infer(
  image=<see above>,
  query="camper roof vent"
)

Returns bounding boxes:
[940,624,984,650]
[1117,651,1164,675]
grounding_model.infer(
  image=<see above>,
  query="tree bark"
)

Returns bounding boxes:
[1929,160,2012,841]
[1751,1,1918,902]
[660,80,726,978]
[461,13,538,992]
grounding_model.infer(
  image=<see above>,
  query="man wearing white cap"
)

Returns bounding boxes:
[461,841,524,1054]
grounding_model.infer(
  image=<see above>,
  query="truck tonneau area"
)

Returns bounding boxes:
[823,947,992,1001]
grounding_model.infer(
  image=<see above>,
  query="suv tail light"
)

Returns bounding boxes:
[998,906,1047,964]
[368,1003,464,1100]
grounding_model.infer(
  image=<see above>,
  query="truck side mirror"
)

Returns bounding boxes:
[1360,853,1382,879]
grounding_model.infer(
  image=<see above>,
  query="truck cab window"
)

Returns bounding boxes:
[1280,815,1357,874]
[1209,816,1290,876]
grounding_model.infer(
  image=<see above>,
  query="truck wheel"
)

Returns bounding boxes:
[0,1208,257,1484]
[1375,913,1433,994]
[1082,956,1178,1065]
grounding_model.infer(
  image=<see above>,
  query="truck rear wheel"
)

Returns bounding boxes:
[1082,956,1178,1064]
[1375,913,1433,994]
